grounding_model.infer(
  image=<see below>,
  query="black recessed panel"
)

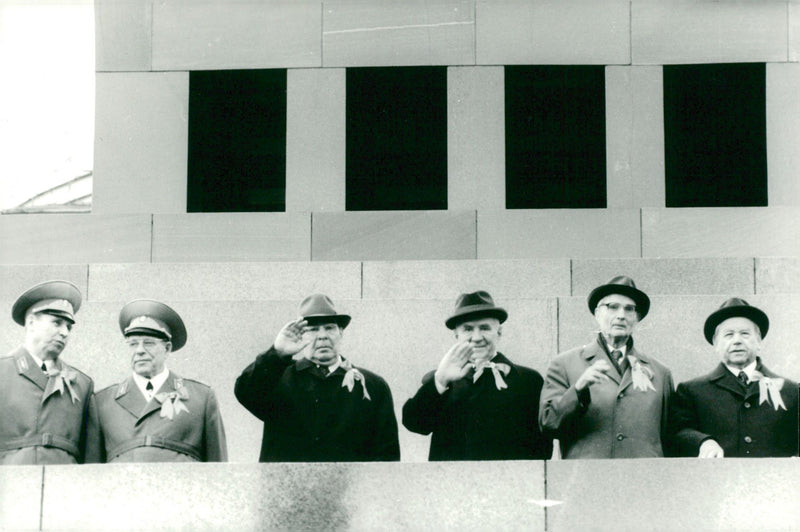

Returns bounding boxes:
[505,65,607,209]
[188,69,287,212]
[664,63,767,207]
[346,67,447,211]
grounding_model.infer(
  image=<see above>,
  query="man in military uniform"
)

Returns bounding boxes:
[402,291,553,460]
[93,300,227,462]
[235,294,400,462]
[0,280,99,464]
[671,298,799,458]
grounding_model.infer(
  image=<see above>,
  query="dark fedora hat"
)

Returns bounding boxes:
[703,297,769,344]
[445,290,508,330]
[587,275,650,320]
[12,280,82,325]
[299,294,351,329]
[119,299,187,351]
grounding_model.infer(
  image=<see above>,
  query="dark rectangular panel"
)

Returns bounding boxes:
[346,66,447,211]
[188,69,287,212]
[505,65,607,209]
[664,63,767,208]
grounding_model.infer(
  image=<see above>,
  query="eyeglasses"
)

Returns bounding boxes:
[597,303,637,315]
[125,339,165,350]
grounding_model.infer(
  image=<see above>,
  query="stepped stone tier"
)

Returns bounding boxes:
[1,1,799,530]
[2,459,799,531]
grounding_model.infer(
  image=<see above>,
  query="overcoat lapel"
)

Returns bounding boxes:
[115,376,147,418]
[12,347,48,390]
[41,358,68,404]
[136,372,177,426]
[708,364,746,398]
[582,340,621,385]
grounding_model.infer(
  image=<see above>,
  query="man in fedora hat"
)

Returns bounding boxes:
[235,294,400,461]
[0,280,100,464]
[402,291,553,460]
[540,276,674,458]
[670,298,798,458]
[92,299,227,462]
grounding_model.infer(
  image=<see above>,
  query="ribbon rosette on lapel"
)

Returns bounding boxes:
[341,359,371,400]
[154,387,190,420]
[751,370,787,411]
[472,360,511,390]
[45,367,81,403]
[627,355,656,392]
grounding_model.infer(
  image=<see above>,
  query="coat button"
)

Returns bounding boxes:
[744,436,752,443]
[616,433,625,441]
[744,402,751,408]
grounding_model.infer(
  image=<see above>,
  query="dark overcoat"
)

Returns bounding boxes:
[402,352,553,460]
[539,337,674,458]
[93,371,227,462]
[0,347,100,464]
[234,347,400,462]
[670,359,799,457]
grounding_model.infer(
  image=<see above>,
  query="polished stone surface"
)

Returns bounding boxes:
[0,465,42,531]
[40,462,545,531]
[477,0,629,65]
[632,2,787,65]
[547,458,800,531]
[323,1,475,67]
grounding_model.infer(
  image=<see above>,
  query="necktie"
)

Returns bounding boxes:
[737,371,749,388]
[146,381,154,397]
[41,362,48,373]
[611,350,625,373]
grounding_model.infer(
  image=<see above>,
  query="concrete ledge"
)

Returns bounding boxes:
[632,2,787,65]
[312,211,476,261]
[478,210,641,259]
[547,458,800,531]
[88,262,361,302]
[571,258,754,297]
[323,1,475,67]
[756,258,800,294]
[0,214,152,264]
[95,0,151,72]
[152,2,321,70]
[39,461,544,531]
[642,208,800,258]
[0,466,41,532]
[362,259,570,299]
[152,213,311,262]
[476,1,630,65]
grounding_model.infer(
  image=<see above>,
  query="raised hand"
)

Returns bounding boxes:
[274,318,310,356]
[434,341,474,388]
[575,359,613,391]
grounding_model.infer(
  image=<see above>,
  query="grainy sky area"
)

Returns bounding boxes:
[0,0,94,210]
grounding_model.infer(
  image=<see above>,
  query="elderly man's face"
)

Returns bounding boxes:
[302,322,342,366]
[26,312,72,360]
[714,316,761,369]
[454,317,501,363]
[594,294,638,341]
[127,335,171,378]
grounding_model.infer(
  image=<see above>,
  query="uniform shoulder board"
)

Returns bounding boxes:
[15,354,29,372]
[180,377,210,388]
[95,382,119,396]
[115,379,129,398]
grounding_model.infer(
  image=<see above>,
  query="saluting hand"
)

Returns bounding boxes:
[274,318,310,356]
[575,359,613,391]
[434,341,474,388]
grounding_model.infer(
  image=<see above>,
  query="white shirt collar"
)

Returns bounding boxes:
[724,360,757,380]
[29,351,46,371]
[132,367,170,400]
[316,356,342,374]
